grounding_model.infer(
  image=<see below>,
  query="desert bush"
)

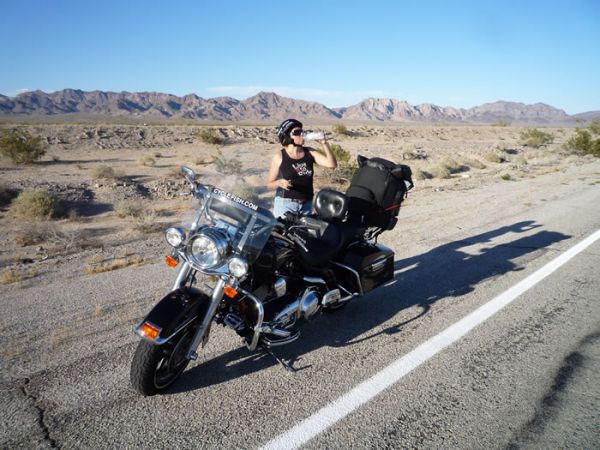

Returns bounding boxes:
[214,151,242,175]
[332,123,349,135]
[466,159,486,170]
[196,128,223,145]
[501,173,513,181]
[588,119,600,135]
[229,182,260,203]
[430,165,451,179]
[317,144,358,185]
[563,128,600,157]
[91,164,120,180]
[0,129,46,164]
[153,151,163,158]
[0,267,37,285]
[10,189,63,219]
[483,152,502,163]
[133,210,162,233]
[519,128,554,148]
[413,168,433,180]
[328,143,352,165]
[113,199,147,218]
[140,155,156,167]
[439,157,462,173]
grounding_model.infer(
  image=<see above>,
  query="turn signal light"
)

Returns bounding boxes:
[223,285,238,298]
[138,322,161,341]
[165,255,178,267]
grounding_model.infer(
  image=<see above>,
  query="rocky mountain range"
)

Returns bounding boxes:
[1,89,597,124]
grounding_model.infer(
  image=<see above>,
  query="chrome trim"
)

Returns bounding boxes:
[238,286,264,351]
[274,277,287,297]
[303,276,327,285]
[172,262,193,291]
[185,277,226,359]
[332,261,364,295]
[260,330,300,348]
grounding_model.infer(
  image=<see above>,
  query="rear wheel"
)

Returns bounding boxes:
[130,326,195,396]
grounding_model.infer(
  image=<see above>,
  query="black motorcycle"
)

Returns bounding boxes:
[130,156,413,395]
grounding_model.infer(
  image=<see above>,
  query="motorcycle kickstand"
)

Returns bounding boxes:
[260,345,296,373]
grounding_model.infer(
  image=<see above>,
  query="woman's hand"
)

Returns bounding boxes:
[278,179,292,190]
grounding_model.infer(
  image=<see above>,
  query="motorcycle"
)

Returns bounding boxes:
[130,157,413,396]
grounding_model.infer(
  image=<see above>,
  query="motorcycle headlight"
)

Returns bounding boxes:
[188,228,229,269]
[227,256,248,278]
[165,227,186,247]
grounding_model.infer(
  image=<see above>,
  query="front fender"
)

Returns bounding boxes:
[136,287,210,344]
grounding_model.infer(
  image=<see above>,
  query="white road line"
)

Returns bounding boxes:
[260,229,600,450]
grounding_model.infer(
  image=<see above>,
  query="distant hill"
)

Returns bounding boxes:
[0,89,595,125]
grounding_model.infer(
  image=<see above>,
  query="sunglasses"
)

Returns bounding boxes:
[290,129,304,136]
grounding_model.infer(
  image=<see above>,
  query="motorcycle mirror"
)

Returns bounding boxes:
[181,166,197,184]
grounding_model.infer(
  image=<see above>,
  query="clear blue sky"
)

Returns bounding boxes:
[1,0,599,114]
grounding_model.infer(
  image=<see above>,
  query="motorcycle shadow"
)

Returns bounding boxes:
[170,220,570,393]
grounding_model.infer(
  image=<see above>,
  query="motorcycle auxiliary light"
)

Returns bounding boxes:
[227,256,248,278]
[165,227,186,248]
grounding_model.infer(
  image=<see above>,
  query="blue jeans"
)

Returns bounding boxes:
[272,196,313,218]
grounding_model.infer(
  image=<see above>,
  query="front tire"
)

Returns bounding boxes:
[130,327,194,396]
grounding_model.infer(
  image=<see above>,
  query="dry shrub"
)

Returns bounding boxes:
[0,129,46,164]
[0,267,37,285]
[520,128,554,148]
[413,168,433,180]
[430,165,451,179]
[133,210,162,233]
[91,164,121,180]
[483,152,502,163]
[113,199,147,218]
[214,151,242,174]
[140,155,156,167]
[196,128,223,145]
[10,189,63,219]
[332,123,349,135]
[439,157,462,173]
[84,253,146,274]
[467,159,486,170]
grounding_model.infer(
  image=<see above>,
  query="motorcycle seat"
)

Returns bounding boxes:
[298,221,365,266]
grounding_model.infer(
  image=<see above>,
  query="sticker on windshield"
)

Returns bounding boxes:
[213,187,259,211]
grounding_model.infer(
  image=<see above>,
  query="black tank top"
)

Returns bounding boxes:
[276,147,315,200]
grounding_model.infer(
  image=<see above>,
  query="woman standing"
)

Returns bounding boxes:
[266,118,337,218]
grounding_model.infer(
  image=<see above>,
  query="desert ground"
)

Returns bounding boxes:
[0,122,595,277]
[1,123,599,448]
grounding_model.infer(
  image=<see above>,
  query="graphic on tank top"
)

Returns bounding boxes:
[291,161,313,177]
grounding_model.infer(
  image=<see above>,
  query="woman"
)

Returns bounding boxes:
[266,118,337,218]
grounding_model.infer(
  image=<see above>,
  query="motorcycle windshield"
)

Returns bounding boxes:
[189,185,276,264]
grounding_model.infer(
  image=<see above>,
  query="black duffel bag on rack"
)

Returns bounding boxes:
[345,155,413,230]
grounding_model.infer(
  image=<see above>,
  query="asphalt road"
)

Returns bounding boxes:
[2,168,599,449]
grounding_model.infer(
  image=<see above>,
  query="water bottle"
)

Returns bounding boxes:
[303,131,325,141]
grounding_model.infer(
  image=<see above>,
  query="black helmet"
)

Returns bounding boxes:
[276,118,303,146]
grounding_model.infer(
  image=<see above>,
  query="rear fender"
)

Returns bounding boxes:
[135,287,210,344]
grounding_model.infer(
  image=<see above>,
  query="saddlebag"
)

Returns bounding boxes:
[334,242,394,294]
[345,155,413,230]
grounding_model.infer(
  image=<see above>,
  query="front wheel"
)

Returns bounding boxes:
[130,327,195,396]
